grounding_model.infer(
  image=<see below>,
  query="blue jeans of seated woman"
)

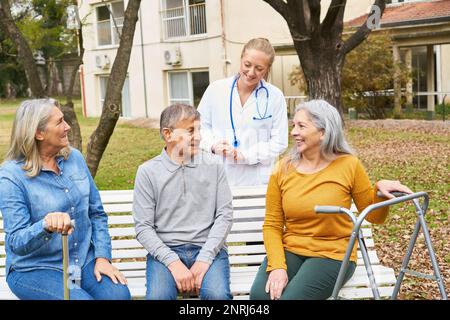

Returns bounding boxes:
[7,258,131,300]
[146,244,232,300]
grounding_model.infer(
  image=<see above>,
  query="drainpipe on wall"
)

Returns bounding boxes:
[139,7,149,118]
[436,45,443,104]
[220,0,228,78]
[80,65,87,117]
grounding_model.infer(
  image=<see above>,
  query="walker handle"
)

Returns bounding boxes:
[314,206,342,214]
[376,191,408,198]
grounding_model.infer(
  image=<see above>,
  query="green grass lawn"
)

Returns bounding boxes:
[0,98,165,190]
[0,98,448,299]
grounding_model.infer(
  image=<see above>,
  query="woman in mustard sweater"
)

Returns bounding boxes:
[249,100,412,300]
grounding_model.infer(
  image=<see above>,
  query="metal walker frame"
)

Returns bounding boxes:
[315,191,448,300]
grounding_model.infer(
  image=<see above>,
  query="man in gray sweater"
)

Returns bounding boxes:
[132,104,233,300]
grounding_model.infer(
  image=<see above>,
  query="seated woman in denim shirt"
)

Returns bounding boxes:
[0,99,131,300]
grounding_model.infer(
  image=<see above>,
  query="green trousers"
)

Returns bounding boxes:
[250,250,356,300]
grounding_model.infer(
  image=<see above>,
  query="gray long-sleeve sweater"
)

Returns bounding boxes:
[132,148,233,267]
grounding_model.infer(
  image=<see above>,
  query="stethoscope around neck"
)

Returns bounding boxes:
[229,74,272,148]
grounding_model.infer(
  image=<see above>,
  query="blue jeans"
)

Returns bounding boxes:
[7,258,131,300]
[146,244,232,300]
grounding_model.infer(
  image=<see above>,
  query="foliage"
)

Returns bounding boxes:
[15,0,78,58]
[0,30,28,97]
[347,120,449,299]
[436,103,450,117]
[0,0,79,97]
[341,31,410,119]
[288,31,411,119]
[288,65,307,95]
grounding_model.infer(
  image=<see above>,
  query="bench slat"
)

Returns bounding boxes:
[107,209,269,226]
[233,198,265,208]
[104,204,133,214]
[100,187,269,204]
[231,186,267,197]
[110,247,380,266]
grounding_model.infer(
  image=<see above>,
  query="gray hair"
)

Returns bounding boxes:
[284,99,354,170]
[159,104,200,138]
[4,98,70,177]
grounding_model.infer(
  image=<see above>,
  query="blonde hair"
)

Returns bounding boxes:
[5,99,70,177]
[241,38,276,78]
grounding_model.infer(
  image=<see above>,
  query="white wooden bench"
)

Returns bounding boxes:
[0,185,397,300]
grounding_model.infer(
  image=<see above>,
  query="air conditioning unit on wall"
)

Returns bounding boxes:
[95,54,111,69]
[164,48,182,66]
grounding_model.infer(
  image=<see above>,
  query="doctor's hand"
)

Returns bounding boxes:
[231,149,245,164]
[212,140,233,157]
[265,269,288,300]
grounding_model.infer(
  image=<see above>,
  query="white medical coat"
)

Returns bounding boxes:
[198,76,289,186]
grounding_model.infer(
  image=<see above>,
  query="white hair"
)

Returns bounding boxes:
[284,99,354,170]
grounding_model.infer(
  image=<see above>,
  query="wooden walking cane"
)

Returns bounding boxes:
[62,231,70,300]
[62,220,75,301]
[43,219,74,300]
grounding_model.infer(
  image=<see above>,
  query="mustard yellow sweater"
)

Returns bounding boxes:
[263,155,389,272]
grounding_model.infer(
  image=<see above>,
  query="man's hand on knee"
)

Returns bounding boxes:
[190,261,210,295]
[168,260,195,293]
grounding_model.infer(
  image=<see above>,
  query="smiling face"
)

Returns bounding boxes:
[291,109,324,155]
[164,117,201,160]
[239,49,271,89]
[35,106,71,152]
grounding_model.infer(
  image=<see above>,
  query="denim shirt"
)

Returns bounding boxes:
[0,148,112,278]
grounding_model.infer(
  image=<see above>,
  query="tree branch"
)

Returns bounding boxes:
[287,0,308,34]
[308,0,321,33]
[0,0,46,97]
[321,0,346,31]
[341,0,386,55]
[263,0,310,41]
[86,0,141,177]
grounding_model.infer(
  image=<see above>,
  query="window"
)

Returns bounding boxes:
[99,75,131,117]
[168,70,209,107]
[96,1,125,46]
[161,0,207,39]
[411,46,428,109]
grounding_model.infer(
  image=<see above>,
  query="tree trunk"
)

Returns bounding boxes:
[60,0,85,152]
[299,50,344,115]
[61,101,82,151]
[62,25,85,151]
[263,0,386,121]
[292,30,346,116]
[1,0,84,150]
[46,57,54,96]
[0,0,45,98]
[61,61,83,151]
[85,0,141,177]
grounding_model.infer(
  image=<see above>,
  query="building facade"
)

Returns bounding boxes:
[347,0,450,115]
[79,0,450,119]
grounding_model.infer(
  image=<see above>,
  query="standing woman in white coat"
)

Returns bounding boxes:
[198,38,289,186]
